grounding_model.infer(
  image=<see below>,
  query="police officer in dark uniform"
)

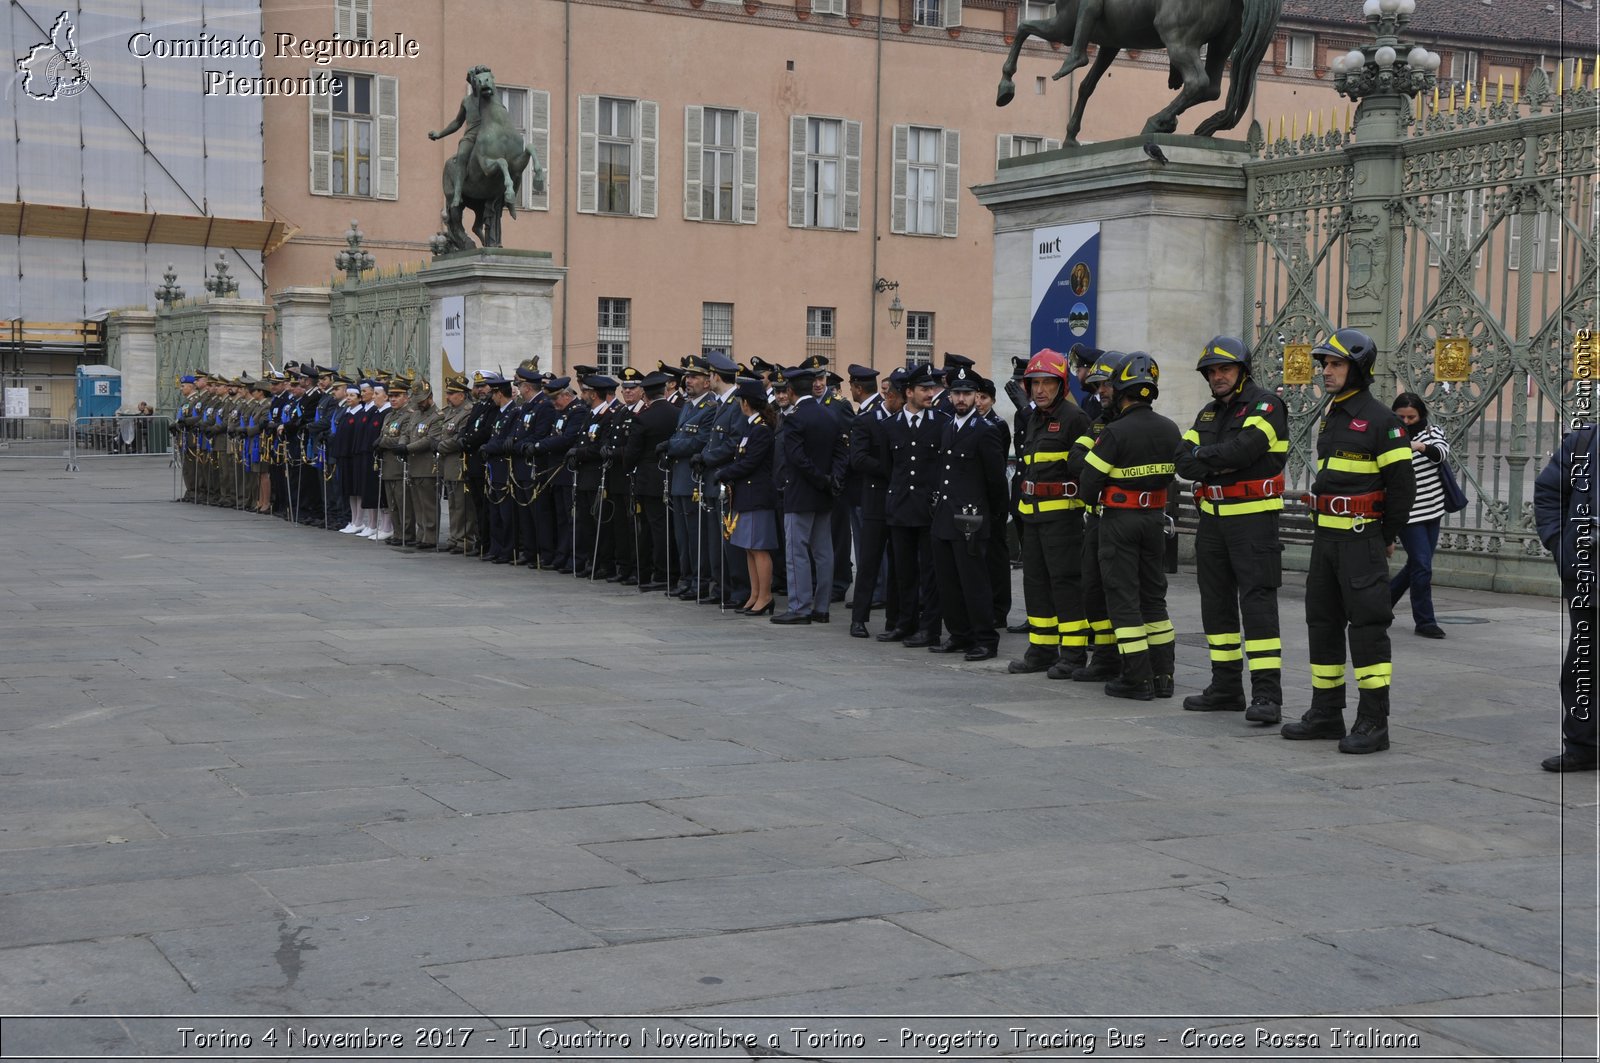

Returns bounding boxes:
[1007,349,1094,677]
[529,377,581,571]
[625,371,678,591]
[508,365,546,566]
[664,357,720,598]
[1077,352,1183,701]
[694,354,751,607]
[1067,351,1126,682]
[975,375,1013,631]
[1175,336,1292,724]
[880,363,948,646]
[929,366,1009,660]
[1282,328,1414,754]
[460,373,499,553]
[569,375,621,579]
[478,374,519,563]
[606,367,646,584]
[848,367,904,638]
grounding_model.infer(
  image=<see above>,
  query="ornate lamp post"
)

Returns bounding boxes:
[203,252,238,298]
[154,263,185,309]
[1322,0,1440,397]
[335,219,375,283]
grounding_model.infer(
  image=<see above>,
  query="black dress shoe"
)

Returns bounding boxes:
[808,612,830,623]
[639,581,667,592]
[928,638,973,654]
[572,567,592,578]
[849,622,869,638]
[1006,620,1031,634]
[618,576,639,586]
[770,611,812,625]
[554,565,574,574]
[877,627,913,643]
[1542,751,1599,772]
[1415,623,1446,639]
[964,644,999,662]
[415,542,437,551]
[830,590,847,604]
[605,573,625,583]
[903,631,937,648]
[490,557,510,565]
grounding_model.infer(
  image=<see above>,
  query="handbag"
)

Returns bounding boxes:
[1438,459,1469,513]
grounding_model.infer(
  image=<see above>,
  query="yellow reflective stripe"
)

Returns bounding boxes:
[1244,638,1281,653]
[1242,415,1281,449]
[1023,450,1073,464]
[1111,462,1177,478]
[1117,639,1149,655]
[1248,657,1283,671]
[1310,663,1346,678]
[1028,615,1057,628]
[1114,626,1146,642]
[1199,497,1285,516]
[1354,662,1393,689]
[1314,513,1367,530]
[1318,455,1380,473]
[1311,675,1346,689]
[1206,632,1241,647]
[1019,498,1084,514]
[1084,450,1113,474]
[1375,445,1411,468]
[1073,434,1096,450]
[1143,620,1175,646]
[1268,440,1290,453]
[1029,632,1060,645]
[1210,648,1245,662]
[1182,429,1201,445]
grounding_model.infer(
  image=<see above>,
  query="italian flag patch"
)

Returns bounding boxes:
[1256,402,1273,412]
[1387,427,1405,439]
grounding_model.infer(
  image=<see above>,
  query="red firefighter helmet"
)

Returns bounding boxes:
[1022,348,1070,382]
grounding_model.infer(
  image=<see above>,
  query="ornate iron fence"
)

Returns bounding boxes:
[1242,68,1597,581]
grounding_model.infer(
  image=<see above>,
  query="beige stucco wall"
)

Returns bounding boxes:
[259,0,1553,379]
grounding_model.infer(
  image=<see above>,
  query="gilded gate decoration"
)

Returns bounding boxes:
[1243,44,1599,571]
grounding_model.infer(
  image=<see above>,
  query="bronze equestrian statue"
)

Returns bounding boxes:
[997,0,1280,146]
[429,65,544,250]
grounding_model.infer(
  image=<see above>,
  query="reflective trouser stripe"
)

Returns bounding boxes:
[1311,662,1346,688]
[1145,619,1175,646]
[1354,662,1393,689]
[1207,631,1243,662]
[1059,618,1091,647]
[1246,637,1282,671]
[1029,614,1060,646]
[1090,618,1115,646]
[1115,625,1149,655]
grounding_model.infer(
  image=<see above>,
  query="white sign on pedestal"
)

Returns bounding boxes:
[440,295,465,375]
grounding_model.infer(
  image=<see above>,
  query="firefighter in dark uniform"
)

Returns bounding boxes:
[1282,328,1414,754]
[1066,350,1127,683]
[1007,349,1094,677]
[1175,336,1292,724]
[1077,352,1183,701]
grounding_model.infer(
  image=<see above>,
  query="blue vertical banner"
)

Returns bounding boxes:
[1030,222,1100,362]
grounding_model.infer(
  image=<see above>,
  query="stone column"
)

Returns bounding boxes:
[201,298,272,380]
[274,287,334,370]
[419,248,566,396]
[972,136,1250,420]
[106,309,158,410]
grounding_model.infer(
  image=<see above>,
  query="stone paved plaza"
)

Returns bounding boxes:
[0,457,1595,1061]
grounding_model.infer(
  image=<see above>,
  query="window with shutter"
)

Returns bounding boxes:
[353,0,371,39]
[842,119,861,232]
[913,0,940,26]
[890,124,909,234]
[527,89,551,211]
[309,72,333,195]
[638,100,658,219]
[904,312,933,368]
[739,110,759,225]
[940,0,961,28]
[1285,33,1314,69]
[701,107,738,221]
[812,0,847,13]
[1508,212,1563,272]
[684,105,704,221]
[577,95,599,215]
[326,72,374,197]
[376,75,398,200]
[806,307,837,362]
[940,128,960,237]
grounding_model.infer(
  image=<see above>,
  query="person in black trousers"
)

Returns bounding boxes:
[929,366,1009,660]
[880,363,947,647]
[1535,422,1599,772]
[848,367,904,638]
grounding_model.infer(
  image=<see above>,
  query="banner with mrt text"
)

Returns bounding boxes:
[1030,222,1099,400]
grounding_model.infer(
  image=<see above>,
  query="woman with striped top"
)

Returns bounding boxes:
[1388,392,1449,639]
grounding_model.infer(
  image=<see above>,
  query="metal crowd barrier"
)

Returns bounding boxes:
[0,416,176,472]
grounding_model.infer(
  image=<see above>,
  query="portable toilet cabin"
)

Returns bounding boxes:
[75,365,122,421]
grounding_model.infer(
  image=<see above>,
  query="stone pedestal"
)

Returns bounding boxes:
[106,309,158,410]
[201,298,272,379]
[419,248,566,396]
[973,135,1250,419]
[274,287,334,369]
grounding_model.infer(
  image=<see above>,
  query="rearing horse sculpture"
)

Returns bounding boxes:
[429,65,544,250]
[997,0,1280,145]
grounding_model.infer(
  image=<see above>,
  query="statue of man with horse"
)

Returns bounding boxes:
[997,0,1280,150]
[429,65,545,251]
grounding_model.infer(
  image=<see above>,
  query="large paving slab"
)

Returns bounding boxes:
[0,459,1593,1059]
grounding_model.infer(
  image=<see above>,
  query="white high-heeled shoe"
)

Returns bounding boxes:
[339,523,360,534]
